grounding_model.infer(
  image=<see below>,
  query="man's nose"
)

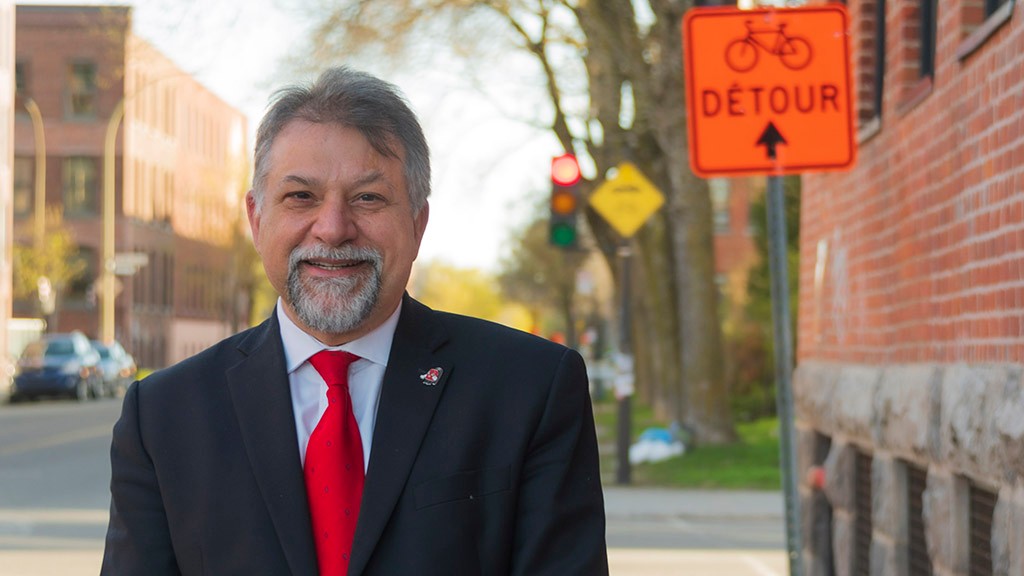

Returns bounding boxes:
[310,197,358,246]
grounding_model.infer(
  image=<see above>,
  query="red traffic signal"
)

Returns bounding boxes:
[550,153,581,248]
[552,154,581,186]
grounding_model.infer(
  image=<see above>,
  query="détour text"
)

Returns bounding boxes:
[701,83,841,117]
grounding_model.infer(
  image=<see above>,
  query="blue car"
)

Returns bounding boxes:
[91,339,137,397]
[11,331,104,402]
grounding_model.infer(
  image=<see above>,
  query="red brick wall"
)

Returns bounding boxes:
[13,6,129,155]
[714,177,759,277]
[799,0,1024,364]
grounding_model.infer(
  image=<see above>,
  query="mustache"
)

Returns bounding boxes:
[288,244,383,271]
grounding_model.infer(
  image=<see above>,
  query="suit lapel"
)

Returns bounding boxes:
[226,315,319,576]
[349,296,451,575]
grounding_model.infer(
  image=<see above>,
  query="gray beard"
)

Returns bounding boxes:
[285,244,383,335]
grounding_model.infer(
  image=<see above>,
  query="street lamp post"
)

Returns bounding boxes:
[99,71,190,345]
[100,99,125,345]
[22,97,45,251]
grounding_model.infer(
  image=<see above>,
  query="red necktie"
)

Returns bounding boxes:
[305,351,364,576]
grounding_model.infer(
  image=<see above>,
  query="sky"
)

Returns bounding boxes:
[26,0,563,272]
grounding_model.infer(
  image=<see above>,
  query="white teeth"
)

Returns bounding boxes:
[309,261,357,270]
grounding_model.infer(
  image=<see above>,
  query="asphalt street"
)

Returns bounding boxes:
[0,398,788,575]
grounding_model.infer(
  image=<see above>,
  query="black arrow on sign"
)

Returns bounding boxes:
[756,121,787,161]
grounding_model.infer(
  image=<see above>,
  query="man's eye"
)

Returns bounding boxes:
[285,191,314,201]
[356,193,385,203]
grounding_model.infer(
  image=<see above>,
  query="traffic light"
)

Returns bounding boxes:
[550,153,580,248]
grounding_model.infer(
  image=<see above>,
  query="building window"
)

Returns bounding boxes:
[154,253,164,310]
[163,170,173,224]
[150,165,162,222]
[66,246,96,305]
[906,463,932,576]
[873,0,887,115]
[809,434,835,572]
[13,157,34,218]
[15,62,29,117]
[166,253,175,308]
[868,0,884,122]
[896,0,937,108]
[856,0,886,125]
[14,61,27,97]
[67,61,98,118]
[919,0,938,79]
[985,0,1010,17]
[710,179,731,233]
[147,251,157,307]
[854,450,873,576]
[968,482,996,576]
[957,0,1014,59]
[63,157,99,216]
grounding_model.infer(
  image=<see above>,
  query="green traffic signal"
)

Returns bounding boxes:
[550,222,577,247]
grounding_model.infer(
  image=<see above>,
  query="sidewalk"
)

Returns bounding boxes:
[0,487,787,576]
[604,487,790,576]
[604,486,784,520]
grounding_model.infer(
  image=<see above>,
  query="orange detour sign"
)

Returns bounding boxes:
[683,5,856,177]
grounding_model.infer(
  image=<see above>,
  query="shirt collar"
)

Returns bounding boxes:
[276,297,402,374]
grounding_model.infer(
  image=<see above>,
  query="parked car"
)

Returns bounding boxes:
[0,355,14,404]
[91,339,137,397]
[11,331,104,402]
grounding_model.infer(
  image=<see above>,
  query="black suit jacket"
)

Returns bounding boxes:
[102,296,608,575]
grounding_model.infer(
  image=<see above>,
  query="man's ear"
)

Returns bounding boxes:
[245,190,261,248]
[413,201,429,249]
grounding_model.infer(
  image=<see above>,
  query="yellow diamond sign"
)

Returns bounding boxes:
[589,162,665,238]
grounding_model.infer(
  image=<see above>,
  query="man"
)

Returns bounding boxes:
[101,66,608,575]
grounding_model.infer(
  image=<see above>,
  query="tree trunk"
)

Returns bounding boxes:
[646,0,736,444]
[634,215,682,421]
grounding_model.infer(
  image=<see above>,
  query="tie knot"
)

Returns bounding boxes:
[309,350,360,388]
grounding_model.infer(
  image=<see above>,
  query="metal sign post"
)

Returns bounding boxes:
[591,162,665,486]
[766,175,803,576]
[615,242,633,485]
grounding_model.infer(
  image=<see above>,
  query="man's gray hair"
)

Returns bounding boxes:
[251,66,431,214]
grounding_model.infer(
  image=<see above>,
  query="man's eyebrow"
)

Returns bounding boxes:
[352,170,386,188]
[277,171,392,191]
[281,174,318,188]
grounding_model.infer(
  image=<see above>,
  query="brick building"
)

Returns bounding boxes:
[711,176,759,290]
[794,0,1023,574]
[0,0,12,366]
[13,5,248,368]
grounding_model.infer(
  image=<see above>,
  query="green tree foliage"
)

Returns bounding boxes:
[747,176,801,326]
[730,175,801,420]
[413,260,506,322]
[13,209,87,311]
[498,215,586,347]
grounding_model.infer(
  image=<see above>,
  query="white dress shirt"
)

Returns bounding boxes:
[276,299,400,471]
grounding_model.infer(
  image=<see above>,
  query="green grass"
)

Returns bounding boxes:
[594,400,782,490]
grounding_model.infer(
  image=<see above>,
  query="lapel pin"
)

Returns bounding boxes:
[420,367,443,386]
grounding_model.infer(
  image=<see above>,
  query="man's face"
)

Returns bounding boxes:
[247,120,428,345]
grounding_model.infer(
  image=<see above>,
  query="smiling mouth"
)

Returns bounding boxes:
[305,259,365,271]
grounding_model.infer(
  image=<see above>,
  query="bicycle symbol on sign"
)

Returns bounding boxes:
[724,20,813,72]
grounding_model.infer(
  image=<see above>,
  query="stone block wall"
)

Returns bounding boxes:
[795,361,1024,575]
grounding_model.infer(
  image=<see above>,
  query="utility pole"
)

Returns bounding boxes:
[100,99,124,344]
